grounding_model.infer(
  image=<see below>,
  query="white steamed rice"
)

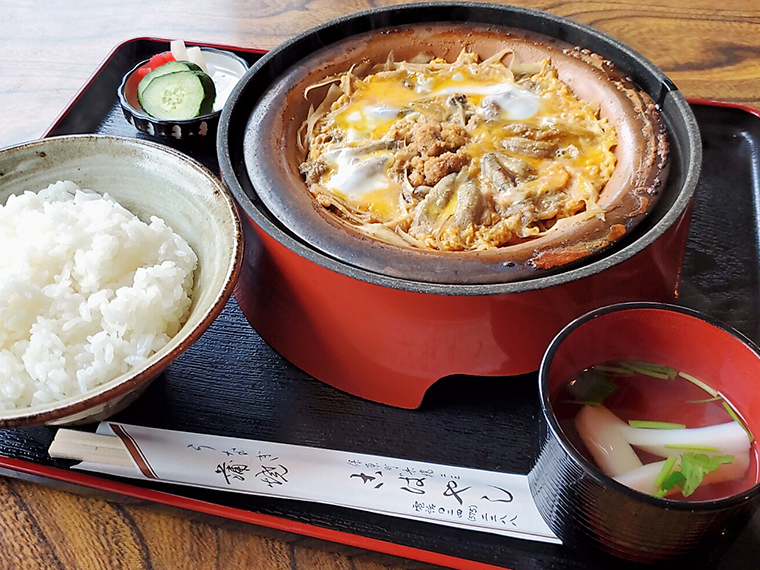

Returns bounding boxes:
[0,180,198,411]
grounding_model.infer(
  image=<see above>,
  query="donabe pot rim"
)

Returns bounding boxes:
[218,1,701,296]
[538,301,760,511]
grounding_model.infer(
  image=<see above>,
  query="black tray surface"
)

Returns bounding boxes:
[2,38,759,570]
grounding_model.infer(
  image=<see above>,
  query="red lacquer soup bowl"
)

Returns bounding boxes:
[531,302,760,564]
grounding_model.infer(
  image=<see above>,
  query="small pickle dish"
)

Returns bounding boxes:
[119,45,249,139]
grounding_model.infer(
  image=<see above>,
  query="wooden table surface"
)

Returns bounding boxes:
[1,1,760,569]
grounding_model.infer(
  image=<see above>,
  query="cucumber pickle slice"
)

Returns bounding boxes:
[139,68,216,120]
[137,61,201,104]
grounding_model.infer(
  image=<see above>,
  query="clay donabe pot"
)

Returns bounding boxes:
[218,2,701,408]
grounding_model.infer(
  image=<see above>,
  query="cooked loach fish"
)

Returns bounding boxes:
[298,47,663,265]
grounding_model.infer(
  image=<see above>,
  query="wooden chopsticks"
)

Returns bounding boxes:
[48,429,132,466]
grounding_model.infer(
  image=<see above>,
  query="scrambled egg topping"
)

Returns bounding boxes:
[299,50,617,251]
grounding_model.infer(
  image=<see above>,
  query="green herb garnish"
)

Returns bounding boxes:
[628,420,686,429]
[679,453,734,496]
[594,365,635,376]
[620,360,677,379]
[654,456,677,489]
[566,368,618,406]
[722,400,755,443]
[658,470,686,497]
[686,396,723,404]
[678,371,719,398]
[677,373,754,442]
[658,453,734,497]
[664,444,718,452]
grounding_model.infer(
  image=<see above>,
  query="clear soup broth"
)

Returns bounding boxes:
[551,360,760,501]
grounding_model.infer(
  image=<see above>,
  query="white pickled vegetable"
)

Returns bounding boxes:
[621,421,750,459]
[576,404,752,497]
[575,405,643,477]
[170,41,209,75]
[185,46,208,74]
[170,39,188,62]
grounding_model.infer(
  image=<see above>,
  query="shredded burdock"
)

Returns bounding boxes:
[298,49,617,251]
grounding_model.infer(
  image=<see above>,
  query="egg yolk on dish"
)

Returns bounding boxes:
[299,50,617,251]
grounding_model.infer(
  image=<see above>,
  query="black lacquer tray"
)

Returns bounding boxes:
[1,38,759,570]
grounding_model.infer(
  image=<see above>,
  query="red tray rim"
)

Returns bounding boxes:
[8,36,760,570]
